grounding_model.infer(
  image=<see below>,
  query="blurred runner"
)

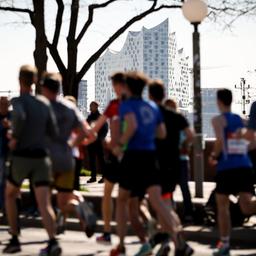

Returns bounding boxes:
[3,65,60,255]
[110,72,193,256]
[41,73,97,239]
[210,89,256,256]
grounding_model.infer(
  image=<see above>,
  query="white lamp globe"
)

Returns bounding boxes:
[182,0,208,23]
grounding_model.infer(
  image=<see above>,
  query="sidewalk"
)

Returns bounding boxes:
[1,180,256,246]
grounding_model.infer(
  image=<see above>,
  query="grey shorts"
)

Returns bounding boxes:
[8,156,52,187]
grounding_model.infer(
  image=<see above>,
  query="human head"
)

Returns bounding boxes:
[124,71,149,97]
[148,79,165,104]
[41,72,62,100]
[90,101,99,113]
[217,88,232,112]
[19,65,38,94]
[0,97,9,115]
[110,72,126,98]
[165,98,178,112]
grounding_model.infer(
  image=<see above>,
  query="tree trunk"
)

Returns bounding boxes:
[64,0,79,98]
[62,72,79,98]
[32,0,47,94]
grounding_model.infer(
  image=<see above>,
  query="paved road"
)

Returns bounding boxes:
[1,226,256,256]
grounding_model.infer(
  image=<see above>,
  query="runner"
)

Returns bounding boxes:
[209,88,256,256]
[244,100,256,183]
[40,72,97,238]
[3,65,61,255]
[93,72,146,245]
[135,80,194,256]
[165,98,194,222]
[110,72,193,256]
[0,97,11,212]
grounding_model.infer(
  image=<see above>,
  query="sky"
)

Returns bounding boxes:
[0,0,256,114]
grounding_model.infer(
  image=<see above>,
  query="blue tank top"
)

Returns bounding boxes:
[217,112,252,172]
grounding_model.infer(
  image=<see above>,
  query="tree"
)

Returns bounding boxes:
[0,0,182,97]
[0,0,255,97]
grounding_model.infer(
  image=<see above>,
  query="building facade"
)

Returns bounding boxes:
[201,88,219,138]
[95,19,191,111]
[77,80,88,117]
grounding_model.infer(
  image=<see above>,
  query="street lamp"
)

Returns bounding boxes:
[182,0,208,198]
[235,78,250,116]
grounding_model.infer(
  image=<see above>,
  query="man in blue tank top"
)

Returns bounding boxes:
[210,89,256,256]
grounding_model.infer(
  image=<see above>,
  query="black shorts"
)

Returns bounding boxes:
[104,154,120,184]
[119,150,160,197]
[216,168,255,195]
[158,155,180,194]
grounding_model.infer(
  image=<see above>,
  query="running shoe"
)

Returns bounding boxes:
[98,177,104,184]
[39,241,62,256]
[77,201,97,238]
[156,241,171,256]
[96,233,112,244]
[213,241,230,256]
[2,237,21,254]
[109,245,126,256]
[87,177,97,183]
[134,242,152,256]
[175,243,194,256]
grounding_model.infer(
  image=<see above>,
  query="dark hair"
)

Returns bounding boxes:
[217,88,232,106]
[110,72,126,84]
[90,101,99,107]
[148,80,165,101]
[19,65,38,86]
[125,71,149,96]
[41,72,62,93]
[165,98,177,111]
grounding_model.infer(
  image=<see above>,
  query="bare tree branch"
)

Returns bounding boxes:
[76,0,118,44]
[52,0,64,47]
[67,0,79,44]
[0,6,34,24]
[77,1,181,81]
[47,40,66,74]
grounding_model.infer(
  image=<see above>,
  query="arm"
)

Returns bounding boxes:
[119,112,137,145]
[183,127,194,145]
[92,115,108,133]
[71,120,97,147]
[109,117,120,149]
[243,129,255,141]
[11,99,26,141]
[244,101,256,141]
[209,116,224,165]
[156,123,166,139]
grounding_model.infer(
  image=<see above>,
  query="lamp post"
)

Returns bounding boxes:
[235,78,250,116]
[182,0,208,198]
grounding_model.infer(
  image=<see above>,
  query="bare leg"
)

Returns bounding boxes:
[216,193,231,238]
[239,192,256,215]
[5,182,20,235]
[147,186,182,247]
[102,180,115,233]
[116,187,130,247]
[56,192,84,227]
[162,198,181,228]
[34,186,56,239]
[128,197,146,243]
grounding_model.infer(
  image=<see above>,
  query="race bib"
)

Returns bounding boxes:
[227,139,248,155]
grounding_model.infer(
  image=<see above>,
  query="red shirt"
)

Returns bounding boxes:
[104,99,120,119]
